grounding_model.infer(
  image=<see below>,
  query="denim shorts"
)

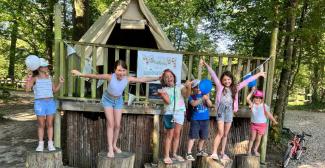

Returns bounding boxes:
[163,113,185,128]
[34,98,56,116]
[101,93,124,109]
[216,106,233,122]
[189,120,209,139]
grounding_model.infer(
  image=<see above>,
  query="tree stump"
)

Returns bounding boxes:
[25,150,63,168]
[97,152,135,168]
[235,154,260,168]
[196,156,233,168]
[157,160,192,168]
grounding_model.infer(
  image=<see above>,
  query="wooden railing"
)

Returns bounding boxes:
[58,40,270,107]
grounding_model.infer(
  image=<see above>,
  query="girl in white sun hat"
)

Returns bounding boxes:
[25,55,64,152]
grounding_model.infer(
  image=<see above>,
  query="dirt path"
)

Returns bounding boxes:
[0,91,37,168]
[284,110,325,168]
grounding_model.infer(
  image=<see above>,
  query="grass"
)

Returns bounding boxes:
[287,102,325,112]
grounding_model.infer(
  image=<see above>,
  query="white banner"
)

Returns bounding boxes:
[137,51,183,84]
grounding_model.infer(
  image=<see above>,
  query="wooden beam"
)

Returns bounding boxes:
[65,40,268,60]
[260,1,279,163]
[53,3,62,148]
[188,55,193,80]
[152,115,160,163]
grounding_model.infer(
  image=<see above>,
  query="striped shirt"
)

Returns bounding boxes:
[33,77,53,99]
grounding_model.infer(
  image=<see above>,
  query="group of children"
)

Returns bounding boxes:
[26,57,277,164]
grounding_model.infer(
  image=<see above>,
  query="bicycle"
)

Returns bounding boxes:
[282,127,312,167]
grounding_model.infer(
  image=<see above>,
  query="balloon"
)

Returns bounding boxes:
[243,73,257,88]
[199,79,212,95]
[25,55,41,71]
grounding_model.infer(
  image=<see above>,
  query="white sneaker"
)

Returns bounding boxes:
[48,141,56,151]
[36,141,44,152]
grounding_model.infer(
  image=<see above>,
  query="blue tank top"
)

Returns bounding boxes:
[106,73,128,97]
[33,77,54,99]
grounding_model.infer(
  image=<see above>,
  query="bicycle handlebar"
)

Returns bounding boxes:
[304,132,312,137]
[283,128,312,137]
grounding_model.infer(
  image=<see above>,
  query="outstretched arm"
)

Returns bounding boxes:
[128,76,160,83]
[71,69,111,80]
[200,59,222,89]
[238,72,266,90]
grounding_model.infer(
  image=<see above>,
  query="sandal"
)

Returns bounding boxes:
[210,153,219,160]
[253,151,260,156]
[114,147,122,153]
[163,157,173,164]
[172,154,185,162]
[220,153,230,160]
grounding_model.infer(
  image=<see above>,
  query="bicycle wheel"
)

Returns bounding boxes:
[283,145,293,167]
[296,140,305,160]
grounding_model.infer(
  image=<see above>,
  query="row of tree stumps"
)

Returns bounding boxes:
[25,150,260,168]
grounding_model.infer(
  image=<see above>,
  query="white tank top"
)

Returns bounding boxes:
[106,73,128,96]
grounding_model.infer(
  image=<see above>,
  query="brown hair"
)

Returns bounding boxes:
[114,60,128,71]
[220,71,237,100]
[160,69,176,87]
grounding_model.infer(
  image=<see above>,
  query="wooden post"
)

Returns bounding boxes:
[187,55,193,80]
[227,57,232,72]
[53,3,62,148]
[68,44,74,97]
[124,49,130,101]
[80,46,85,98]
[243,60,251,105]
[97,152,135,168]
[59,41,65,97]
[218,56,223,78]
[91,45,97,98]
[152,114,160,163]
[197,56,202,80]
[235,154,260,168]
[25,150,63,168]
[103,48,108,90]
[260,1,279,163]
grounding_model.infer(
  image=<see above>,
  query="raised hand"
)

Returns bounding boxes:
[184,80,192,88]
[59,76,65,83]
[200,59,206,67]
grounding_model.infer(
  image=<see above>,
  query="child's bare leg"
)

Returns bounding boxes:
[253,134,263,156]
[104,108,115,157]
[164,129,174,163]
[46,115,54,141]
[113,109,122,153]
[187,139,195,153]
[198,139,205,151]
[172,123,183,156]
[212,121,224,154]
[247,130,257,155]
[37,116,46,141]
[220,122,231,157]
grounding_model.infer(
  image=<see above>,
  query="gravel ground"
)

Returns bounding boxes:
[284,110,325,168]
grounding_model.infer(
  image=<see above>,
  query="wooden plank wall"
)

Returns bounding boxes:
[63,111,250,168]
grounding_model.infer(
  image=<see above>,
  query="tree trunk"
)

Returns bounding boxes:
[72,0,90,41]
[45,0,57,70]
[8,20,18,80]
[157,160,192,168]
[196,156,233,168]
[97,152,135,168]
[25,150,63,168]
[272,0,299,142]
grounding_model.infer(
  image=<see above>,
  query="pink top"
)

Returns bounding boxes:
[207,65,258,112]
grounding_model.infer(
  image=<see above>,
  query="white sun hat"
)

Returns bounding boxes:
[39,58,49,67]
[191,79,200,88]
[25,55,41,71]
